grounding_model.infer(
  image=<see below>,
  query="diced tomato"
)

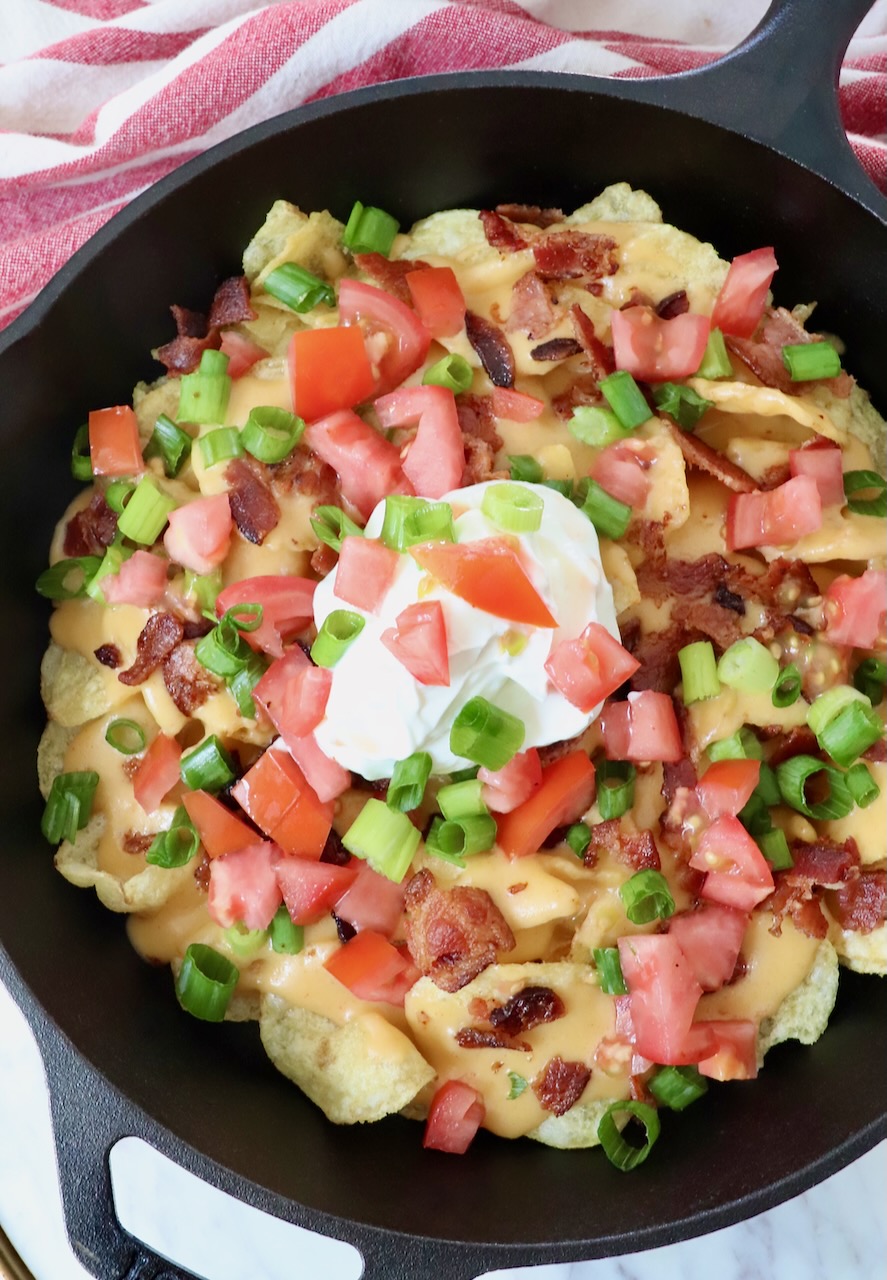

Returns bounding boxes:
[375,385,464,500]
[232,746,333,859]
[696,1019,759,1081]
[423,1080,485,1155]
[380,599,450,686]
[612,996,654,1076]
[286,732,351,804]
[133,733,182,813]
[181,789,257,859]
[304,409,412,521]
[600,691,684,763]
[668,902,749,992]
[253,646,311,733]
[207,840,282,930]
[710,247,778,339]
[590,440,652,508]
[726,474,822,550]
[823,569,887,650]
[255,657,331,744]
[163,493,232,574]
[490,387,545,422]
[788,440,845,507]
[288,326,377,422]
[101,549,168,607]
[88,405,144,477]
[617,933,705,1065]
[274,854,357,926]
[478,748,543,814]
[338,278,430,395]
[610,306,710,381]
[495,749,596,858]
[410,538,556,629]
[695,758,761,820]
[690,815,775,912]
[219,329,267,378]
[544,622,640,713]
[405,266,466,338]
[324,930,417,1004]
[333,536,400,612]
[216,576,316,658]
[333,861,407,938]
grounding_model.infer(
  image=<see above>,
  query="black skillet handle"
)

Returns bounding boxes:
[613,0,887,220]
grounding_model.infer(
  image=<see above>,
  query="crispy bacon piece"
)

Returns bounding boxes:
[788,838,860,888]
[726,307,854,399]
[63,492,118,558]
[495,203,563,228]
[455,1026,530,1052]
[533,231,618,283]
[864,738,887,763]
[462,437,506,486]
[353,252,429,305]
[403,868,515,993]
[118,612,184,687]
[225,457,280,544]
[456,393,503,450]
[465,311,515,388]
[489,985,565,1037]
[661,415,758,493]
[827,870,887,934]
[532,1056,591,1116]
[156,275,256,374]
[672,597,746,653]
[94,643,121,669]
[624,620,694,693]
[570,304,616,381]
[122,831,155,856]
[207,275,256,328]
[530,337,583,362]
[270,447,340,504]
[656,290,689,320]
[768,880,829,939]
[662,757,698,804]
[162,641,220,715]
[505,270,557,340]
[479,209,529,253]
[550,374,603,420]
[765,726,819,766]
[320,829,352,866]
[584,819,661,871]
[714,581,746,615]
[634,552,728,607]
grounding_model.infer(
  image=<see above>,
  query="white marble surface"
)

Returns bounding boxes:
[1,976,884,1280]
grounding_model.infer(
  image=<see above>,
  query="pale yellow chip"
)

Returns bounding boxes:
[566,183,663,225]
[828,915,887,977]
[244,202,346,285]
[398,208,500,267]
[41,642,115,728]
[527,1097,619,1150]
[133,376,182,444]
[37,720,76,799]
[53,814,195,914]
[757,939,839,1061]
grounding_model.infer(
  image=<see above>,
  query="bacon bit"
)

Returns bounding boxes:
[403,868,515,993]
[533,231,618,283]
[207,276,256,328]
[532,1056,591,1116]
[93,643,121,669]
[182,616,214,641]
[455,1026,531,1052]
[672,597,746,652]
[193,854,211,892]
[353,253,429,305]
[713,582,746,615]
[465,311,515,388]
[225,457,280,544]
[455,393,503,450]
[788,837,860,888]
[320,829,352,866]
[118,612,184,687]
[310,542,339,577]
[162,642,220,715]
[625,620,695,694]
[530,337,583,362]
[768,879,829,939]
[660,415,758,493]
[63,492,118,558]
[593,1035,633,1076]
[488,985,565,1037]
[333,913,357,944]
[662,758,698,804]
[826,869,887,934]
[765,726,819,766]
[864,738,887,763]
[634,552,728,607]
[270,447,341,505]
[122,831,155,855]
[551,374,604,420]
[505,271,557,340]
[726,307,854,399]
[461,436,507,487]
[508,882,528,895]
[479,209,529,253]
[570,304,616,381]
[656,290,690,320]
[584,819,661,871]
[156,276,255,374]
[495,203,564,228]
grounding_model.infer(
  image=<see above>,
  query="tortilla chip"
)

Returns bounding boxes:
[527,1097,618,1150]
[757,938,839,1061]
[399,208,502,266]
[41,642,116,727]
[567,183,663,225]
[54,815,194,913]
[244,202,346,286]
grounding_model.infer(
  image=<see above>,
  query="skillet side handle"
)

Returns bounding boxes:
[355,1233,515,1280]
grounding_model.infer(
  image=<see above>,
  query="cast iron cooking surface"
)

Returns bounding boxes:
[0,65,885,1267]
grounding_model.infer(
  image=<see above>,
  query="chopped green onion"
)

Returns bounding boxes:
[695,328,731,379]
[423,353,473,394]
[198,350,230,377]
[755,762,782,807]
[738,792,773,838]
[179,736,236,793]
[104,480,135,514]
[145,413,192,477]
[508,455,543,484]
[178,350,232,425]
[566,821,591,859]
[597,1100,661,1171]
[41,771,99,844]
[678,640,720,704]
[846,762,880,808]
[481,482,543,533]
[387,751,432,813]
[437,778,486,821]
[776,754,854,820]
[198,427,244,467]
[184,568,222,612]
[649,1065,708,1111]
[599,370,652,430]
[568,405,630,447]
[263,262,335,312]
[311,610,365,667]
[772,663,801,708]
[619,868,676,924]
[71,423,93,481]
[450,696,525,771]
[224,603,264,633]
[782,341,842,381]
[817,700,884,768]
[84,543,134,602]
[593,947,627,995]
[342,797,420,883]
[449,765,480,783]
[343,200,399,256]
[116,476,177,545]
[507,1071,528,1100]
[175,943,238,1022]
[146,806,200,869]
[652,382,713,430]
[543,477,573,499]
[425,814,496,861]
[241,406,305,464]
[36,555,103,601]
[758,827,793,870]
[228,650,269,719]
[195,614,252,678]
[806,684,867,737]
[708,727,763,762]
[843,469,887,518]
[853,656,887,705]
[310,504,364,554]
[595,760,636,820]
[717,637,780,694]
[575,478,632,540]
[269,905,304,955]
[105,718,146,755]
[224,922,268,959]
[380,494,456,551]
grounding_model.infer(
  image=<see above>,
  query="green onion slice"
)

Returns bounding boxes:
[145,413,192,477]
[84,544,134,603]
[816,700,883,769]
[772,663,802,708]
[342,797,420,883]
[228,650,269,720]
[776,754,854,820]
[41,771,99,845]
[652,382,713,430]
[71,422,93,481]
[597,1100,661,1171]
[450,696,525,772]
[146,806,200,869]
[481,482,544,533]
[599,370,652,430]
[755,762,782,807]
[104,480,135,514]
[422,353,473,394]
[195,614,252,679]
[593,946,628,995]
[179,736,236,793]
[853,656,887,705]
[104,718,147,755]
[758,827,794,870]
[387,751,433,813]
[595,760,636,820]
[649,1065,708,1111]
[843,469,887,518]
[782,341,842,381]
[241,406,305,464]
[678,640,720,704]
[575,478,632,540]
[695,328,732,379]
[343,201,399,256]
[437,778,486,821]
[717,637,779,694]
[619,868,676,924]
[846,762,881,808]
[708,726,763,762]
[116,476,177,545]
[507,1071,528,1100]
[566,821,591,859]
[379,494,456,551]
[738,792,773,838]
[568,405,630,447]
[263,262,335,312]
[36,555,103,601]
[423,816,467,868]
[310,504,364,554]
[270,905,304,955]
[311,610,365,667]
[178,349,231,425]
[543,478,573,499]
[224,922,268,959]
[508,454,543,484]
[175,943,238,1022]
[198,427,244,468]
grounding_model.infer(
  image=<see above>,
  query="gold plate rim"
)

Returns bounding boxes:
[0,1225,35,1280]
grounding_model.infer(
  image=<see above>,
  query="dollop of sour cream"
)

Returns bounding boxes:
[312,481,619,779]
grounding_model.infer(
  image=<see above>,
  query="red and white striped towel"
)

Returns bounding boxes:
[1,0,885,330]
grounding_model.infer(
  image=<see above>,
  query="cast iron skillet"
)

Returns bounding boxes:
[1,1,885,1277]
